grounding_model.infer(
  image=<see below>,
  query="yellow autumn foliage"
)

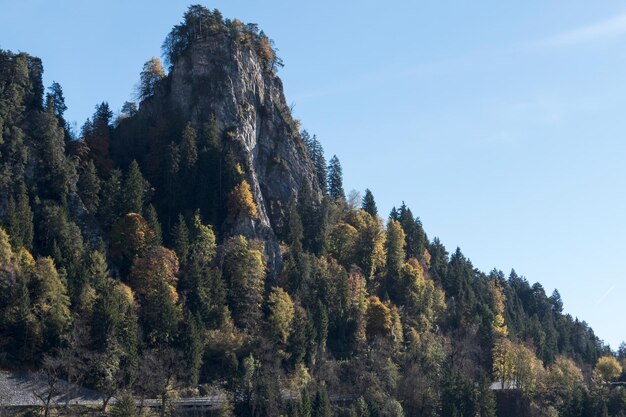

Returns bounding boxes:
[228,180,257,219]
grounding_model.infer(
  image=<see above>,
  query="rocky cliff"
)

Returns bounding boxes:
[124,29,322,272]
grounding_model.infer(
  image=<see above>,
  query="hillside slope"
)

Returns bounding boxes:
[0,6,622,417]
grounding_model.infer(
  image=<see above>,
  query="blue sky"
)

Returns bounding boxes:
[1,1,625,348]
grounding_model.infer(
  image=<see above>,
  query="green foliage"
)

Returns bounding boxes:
[313,386,332,417]
[130,246,181,346]
[327,155,344,201]
[390,203,427,261]
[98,168,123,228]
[267,286,295,344]
[595,356,622,383]
[302,130,327,193]
[137,56,165,102]
[0,15,618,416]
[361,189,378,217]
[222,235,265,330]
[172,213,190,264]
[385,220,405,299]
[183,213,224,326]
[78,160,101,214]
[4,184,33,250]
[144,204,163,245]
[327,223,358,267]
[110,392,138,417]
[123,160,150,214]
[33,257,71,350]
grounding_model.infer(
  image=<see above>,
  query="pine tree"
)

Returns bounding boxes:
[198,115,222,222]
[385,220,406,299]
[87,250,110,289]
[183,313,204,385]
[222,236,265,330]
[110,393,138,417]
[298,182,321,253]
[396,203,427,261]
[299,389,313,417]
[327,155,345,201]
[313,386,332,417]
[5,184,34,250]
[180,123,198,170]
[45,81,67,132]
[123,160,149,214]
[183,212,223,325]
[287,197,303,252]
[267,287,295,344]
[33,257,71,350]
[302,131,327,193]
[172,214,190,264]
[144,204,163,245]
[361,189,378,217]
[86,102,114,175]
[78,160,101,214]
[137,57,165,102]
[98,169,123,229]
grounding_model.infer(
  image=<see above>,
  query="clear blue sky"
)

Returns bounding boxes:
[2,0,624,348]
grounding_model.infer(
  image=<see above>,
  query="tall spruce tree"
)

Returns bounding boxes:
[123,160,149,214]
[172,214,190,265]
[302,130,327,194]
[361,189,378,217]
[144,204,163,245]
[396,203,427,261]
[385,220,406,299]
[327,155,345,201]
[78,160,101,214]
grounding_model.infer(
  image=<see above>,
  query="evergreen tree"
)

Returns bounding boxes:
[286,197,303,252]
[123,160,149,214]
[267,286,295,344]
[110,393,138,417]
[302,131,327,193]
[45,81,67,131]
[99,169,123,229]
[144,204,163,245]
[182,313,204,385]
[180,123,198,171]
[396,203,427,261]
[183,213,223,326]
[313,386,332,417]
[222,236,265,330]
[130,247,181,346]
[33,257,71,350]
[550,289,564,314]
[327,155,345,201]
[299,389,313,417]
[361,189,378,217]
[298,182,322,253]
[137,57,165,102]
[78,160,101,214]
[385,220,406,300]
[86,102,114,175]
[120,101,138,118]
[172,214,190,265]
[5,184,34,250]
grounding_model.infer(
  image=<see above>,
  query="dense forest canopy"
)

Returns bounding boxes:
[0,5,625,417]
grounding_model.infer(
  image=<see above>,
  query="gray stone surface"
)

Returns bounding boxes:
[0,370,103,407]
[137,33,322,274]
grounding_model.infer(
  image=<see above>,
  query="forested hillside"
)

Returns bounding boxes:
[0,5,624,417]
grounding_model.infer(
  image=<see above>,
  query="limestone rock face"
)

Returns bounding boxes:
[158,33,321,272]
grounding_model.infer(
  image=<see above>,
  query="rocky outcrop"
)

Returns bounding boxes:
[151,33,321,272]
